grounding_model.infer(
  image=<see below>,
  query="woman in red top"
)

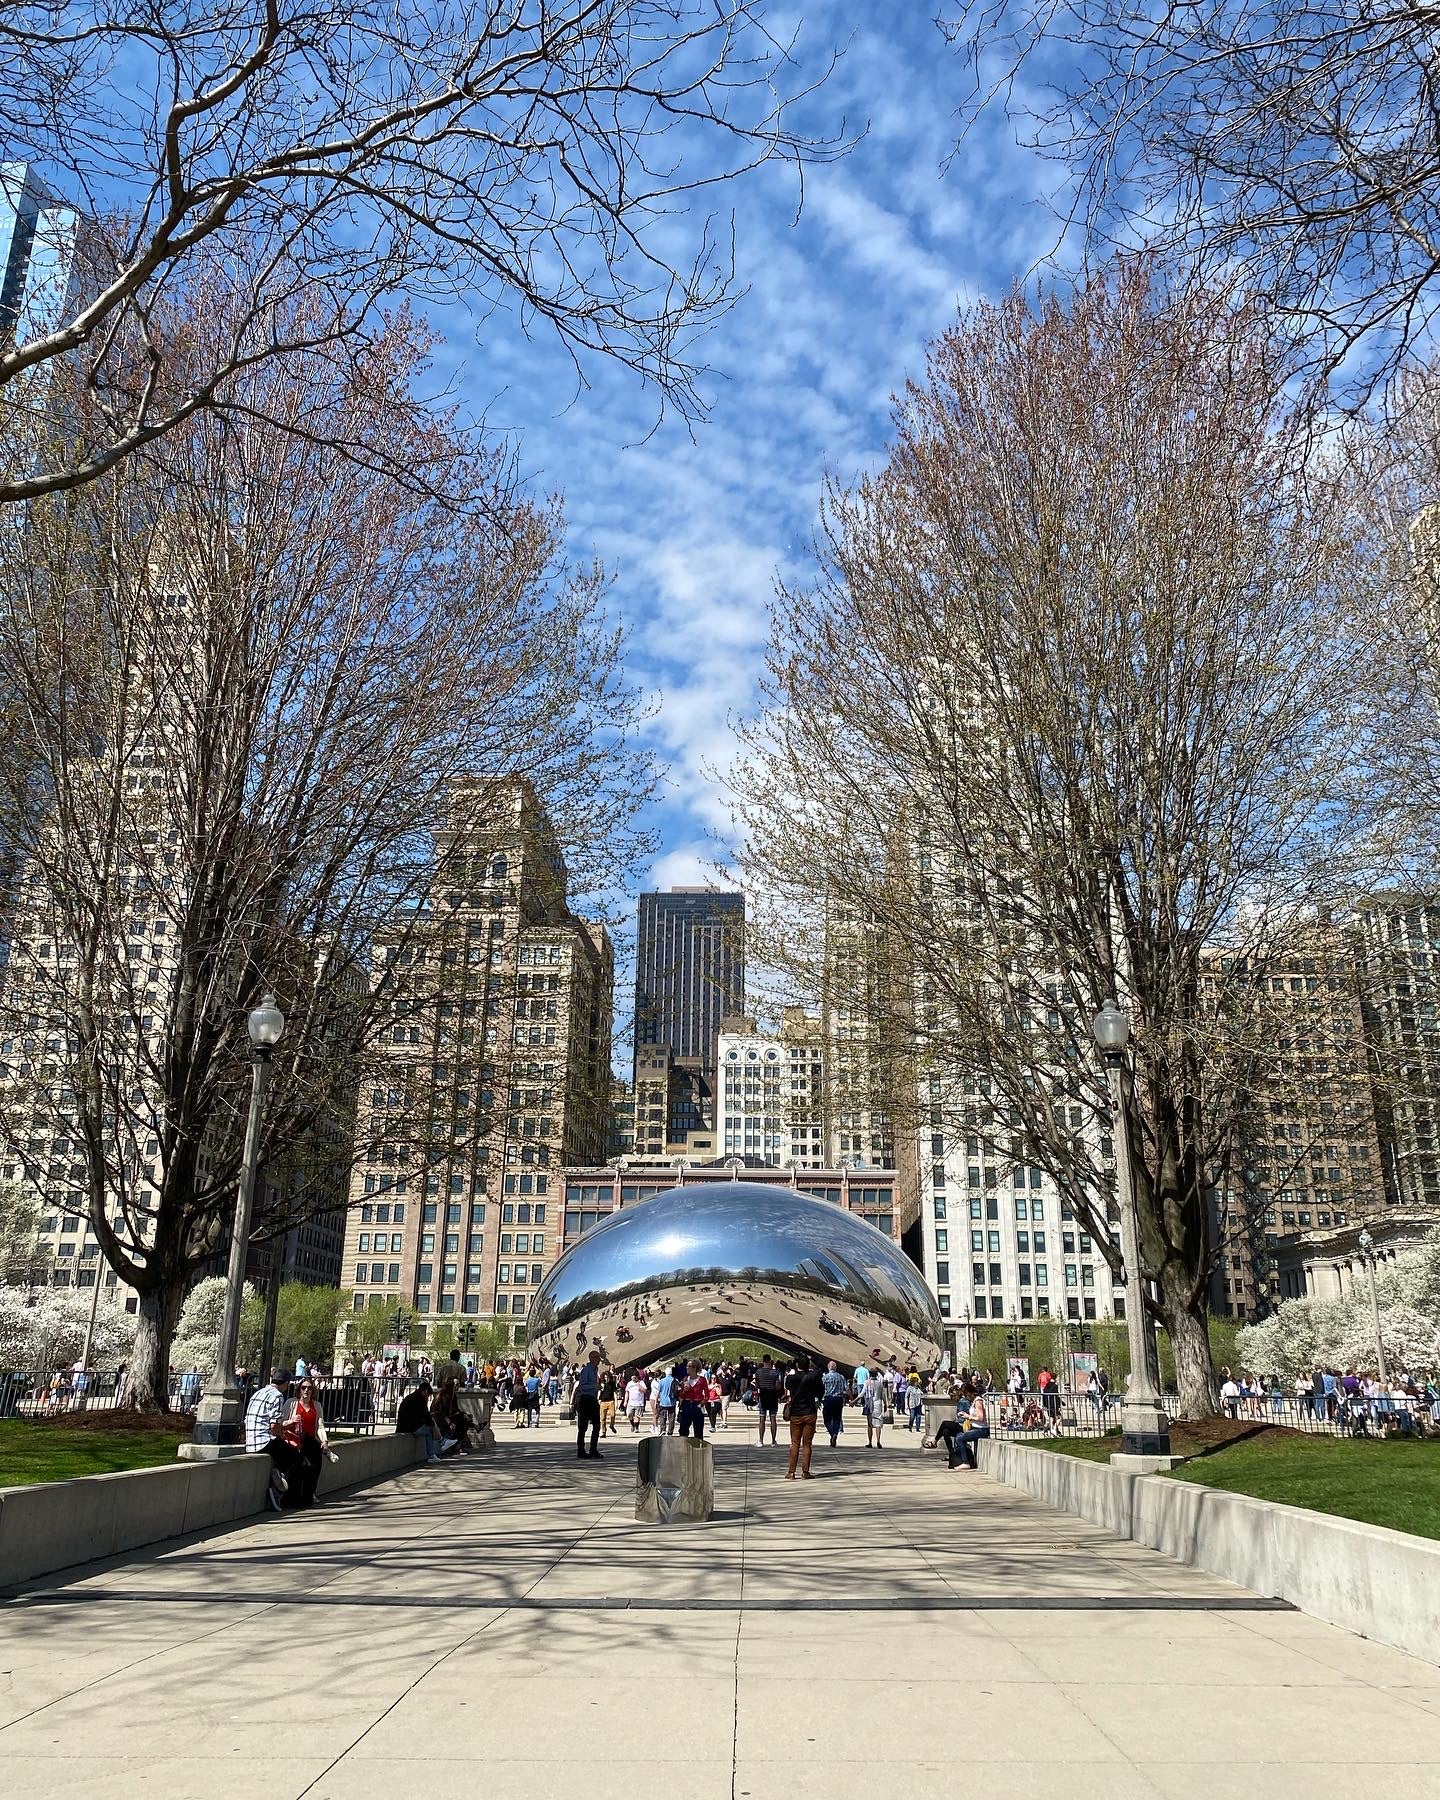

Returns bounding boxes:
[283,1380,329,1508]
[678,1360,710,1440]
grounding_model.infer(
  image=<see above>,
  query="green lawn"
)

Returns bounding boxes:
[1024,1426,1440,1540]
[0,1418,187,1487]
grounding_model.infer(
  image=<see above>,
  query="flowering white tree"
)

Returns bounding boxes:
[0,1286,136,1374]
[170,1276,257,1381]
[1237,1230,1440,1378]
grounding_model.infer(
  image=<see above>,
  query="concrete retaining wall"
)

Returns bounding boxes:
[978,1437,1440,1666]
[0,1430,425,1588]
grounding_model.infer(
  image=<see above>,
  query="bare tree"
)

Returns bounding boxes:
[940,0,1440,400]
[730,266,1378,1415]
[0,297,659,1407]
[0,1,845,501]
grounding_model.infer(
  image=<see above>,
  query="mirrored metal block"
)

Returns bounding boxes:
[526,1181,944,1372]
[636,1435,713,1523]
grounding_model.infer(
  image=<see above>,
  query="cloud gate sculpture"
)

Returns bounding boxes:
[525,1181,945,1372]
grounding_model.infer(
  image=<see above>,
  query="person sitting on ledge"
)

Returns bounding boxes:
[431,1378,473,1455]
[246,1367,302,1510]
[395,1379,449,1463]
[281,1376,331,1508]
[923,1381,990,1470]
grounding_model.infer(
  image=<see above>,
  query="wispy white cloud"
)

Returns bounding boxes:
[433,8,1057,985]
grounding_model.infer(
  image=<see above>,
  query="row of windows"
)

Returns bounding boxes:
[352,1291,524,1316]
[933,1196,1050,1223]
[356,1198,546,1231]
[967,1229,1051,1253]
[948,1294,1107,1322]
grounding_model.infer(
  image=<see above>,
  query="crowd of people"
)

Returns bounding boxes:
[238,1342,1440,1516]
[1220,1365,1440,1435]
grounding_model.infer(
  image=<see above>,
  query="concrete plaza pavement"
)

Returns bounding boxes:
[2,1415,1439,1799]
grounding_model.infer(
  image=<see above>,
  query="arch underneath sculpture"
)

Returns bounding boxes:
[525,1181,945,1373]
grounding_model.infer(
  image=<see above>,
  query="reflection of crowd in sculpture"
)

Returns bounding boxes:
[532,1269,932,1376]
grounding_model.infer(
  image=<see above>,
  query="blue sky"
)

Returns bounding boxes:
[432,10,1059,949]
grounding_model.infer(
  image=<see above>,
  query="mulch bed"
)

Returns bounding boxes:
[38,1406,195,1437]
[1167,1415,1288,1457]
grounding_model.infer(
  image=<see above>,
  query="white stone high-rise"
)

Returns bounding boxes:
[717,1009,827,1168]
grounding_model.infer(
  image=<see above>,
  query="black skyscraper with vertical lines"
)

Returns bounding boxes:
[634,888,745,1087]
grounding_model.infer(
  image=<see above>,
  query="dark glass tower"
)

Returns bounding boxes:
[634,889,745,1090]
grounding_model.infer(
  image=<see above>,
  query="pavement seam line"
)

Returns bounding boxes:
[0,1451,564,1740]
[833,1444,1002,1619]
[1217,1607,1440,1716]
[294,1458,631,1799]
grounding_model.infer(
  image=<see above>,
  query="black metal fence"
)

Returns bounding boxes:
[0,1368,170,1418]
[0,1368,399,1434]
[967,1388,1438,1440]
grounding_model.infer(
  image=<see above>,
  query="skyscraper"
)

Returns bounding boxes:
[1,161,86,350]
[634,888,744,1098]
[337,777,614,1339]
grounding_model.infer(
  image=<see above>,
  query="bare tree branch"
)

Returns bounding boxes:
[0,1,849,499]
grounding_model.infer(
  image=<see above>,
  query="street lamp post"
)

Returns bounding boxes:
[188,994,285,1457]
[1356,1229,1389,1384]
[1092,998,1173,1469]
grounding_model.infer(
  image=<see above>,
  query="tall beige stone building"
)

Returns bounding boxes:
[339,777,612,1340]
[1204,923,1387,1320]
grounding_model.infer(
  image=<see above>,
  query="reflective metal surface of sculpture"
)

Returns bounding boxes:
[526,1181,944,1371]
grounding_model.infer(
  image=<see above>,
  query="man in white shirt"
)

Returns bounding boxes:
[624,1374,647,1431]
[245,1368,301,1510]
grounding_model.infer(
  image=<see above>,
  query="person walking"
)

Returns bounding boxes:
[599,1366,619,1437]
[756,1354,782,1446]
[574,1349,603,1460]
[624,1372,647,1431]
[820,1359,847,1446]
[862,1371,888,1448]
[784,1354,824,1479]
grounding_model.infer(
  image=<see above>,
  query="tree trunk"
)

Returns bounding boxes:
[1158,1272,1218,1417]
[127,1281,185,1412]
